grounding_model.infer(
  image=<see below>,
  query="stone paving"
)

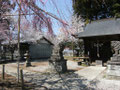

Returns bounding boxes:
[0,61,120,90]
[75,66,106,80]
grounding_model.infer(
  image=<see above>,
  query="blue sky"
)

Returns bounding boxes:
[11,0,73,35]
[43,0,73,34]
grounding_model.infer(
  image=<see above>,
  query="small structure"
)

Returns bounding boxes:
[74,18,120,77]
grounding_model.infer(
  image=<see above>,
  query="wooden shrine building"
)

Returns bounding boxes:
[74,18,120,65]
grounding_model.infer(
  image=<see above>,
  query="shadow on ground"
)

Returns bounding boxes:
[24,70,99,90]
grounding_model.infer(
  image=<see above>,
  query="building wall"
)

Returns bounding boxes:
[0,38,53,61]
[29,43,53,59]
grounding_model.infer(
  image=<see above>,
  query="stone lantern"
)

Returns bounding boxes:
[24,51,31,67]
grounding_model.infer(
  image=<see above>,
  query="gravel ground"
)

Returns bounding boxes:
[0,61,120,90]
[20,70,120,90]
[0,72,36,90]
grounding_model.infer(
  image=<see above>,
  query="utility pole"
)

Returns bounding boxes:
[17,0,21,83]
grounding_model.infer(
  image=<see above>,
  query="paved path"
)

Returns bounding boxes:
[75,66,106,80]
[67,60,84,70]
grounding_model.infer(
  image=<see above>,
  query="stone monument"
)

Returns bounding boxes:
[49,41,67,73]
[107,47,120,78]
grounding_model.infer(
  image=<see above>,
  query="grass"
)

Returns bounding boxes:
[64,56,73,60]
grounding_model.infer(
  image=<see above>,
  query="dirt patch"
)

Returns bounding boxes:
[31,61,48,66]
[64,56,73,61]
[0,73,35,90]
[10,61,49,69]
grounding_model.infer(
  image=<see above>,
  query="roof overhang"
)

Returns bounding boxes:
[75,18,120,41]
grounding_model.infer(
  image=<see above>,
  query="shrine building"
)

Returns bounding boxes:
[74,18,120,77]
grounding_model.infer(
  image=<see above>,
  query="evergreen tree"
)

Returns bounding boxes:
[72,0,120,22]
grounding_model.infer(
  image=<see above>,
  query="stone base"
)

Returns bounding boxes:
[49,59,67,73]
[96,60,103,66]
[107,64,120,77]
[25,60,32,67]
[106,75,120,80]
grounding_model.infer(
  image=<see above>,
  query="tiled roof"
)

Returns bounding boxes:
[76,18,120,38]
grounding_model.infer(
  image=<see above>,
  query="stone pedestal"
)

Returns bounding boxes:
[49,59,67,73]
[25,59,31,67]
[107,55,120,78]
[96,60,103,66]
[107,61,120,77]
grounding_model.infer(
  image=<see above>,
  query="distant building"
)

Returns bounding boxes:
[29,37,53,59]
[0,36,53,60]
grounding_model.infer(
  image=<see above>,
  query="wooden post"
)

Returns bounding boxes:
[17,62,20,83]
[11,52,14,61]
[20,69,24,90]
[2,64,5,80]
